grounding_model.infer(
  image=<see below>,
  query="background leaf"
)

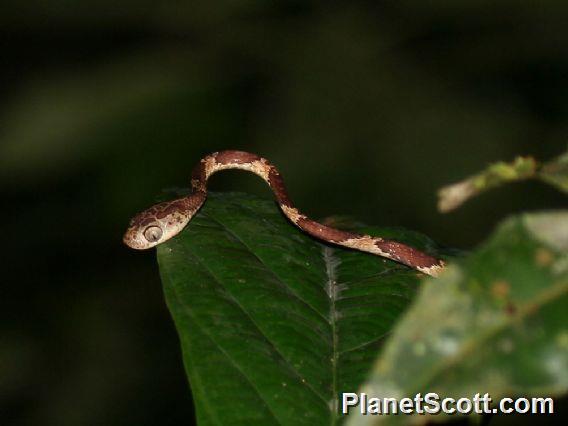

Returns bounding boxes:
[348,211,568,426]
[157,192,445,425]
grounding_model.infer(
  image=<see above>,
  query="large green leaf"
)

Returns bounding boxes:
[157,192,445,425]
[348,211,568,426]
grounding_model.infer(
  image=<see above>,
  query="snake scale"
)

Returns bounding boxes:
[123,150,445,277]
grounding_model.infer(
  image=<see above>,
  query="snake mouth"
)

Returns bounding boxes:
[122,228,148,250]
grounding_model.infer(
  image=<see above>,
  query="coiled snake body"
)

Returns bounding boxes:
[123,151,445,277]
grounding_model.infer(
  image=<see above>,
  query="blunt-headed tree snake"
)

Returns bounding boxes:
[123,151,445,277]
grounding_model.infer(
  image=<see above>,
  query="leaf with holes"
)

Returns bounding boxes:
[157,192,445,425]
[348,211,568,426]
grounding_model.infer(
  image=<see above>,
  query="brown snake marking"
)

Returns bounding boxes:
[123,150,446,277]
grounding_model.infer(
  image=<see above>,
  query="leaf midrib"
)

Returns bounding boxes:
[205,208,346,424]
[323,245,340,426]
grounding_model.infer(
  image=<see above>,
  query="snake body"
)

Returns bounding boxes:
[123,151,445,277]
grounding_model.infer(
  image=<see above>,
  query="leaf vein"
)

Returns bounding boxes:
[183,241,330,406]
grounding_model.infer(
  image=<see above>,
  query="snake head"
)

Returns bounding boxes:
[123,198,195,249]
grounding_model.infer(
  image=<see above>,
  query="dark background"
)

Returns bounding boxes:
[1,1,566,425]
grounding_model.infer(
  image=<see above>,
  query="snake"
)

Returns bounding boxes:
[123,150,445,277]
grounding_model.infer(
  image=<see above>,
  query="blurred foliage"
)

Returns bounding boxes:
[1,1,568,425]
[350,211,568,425]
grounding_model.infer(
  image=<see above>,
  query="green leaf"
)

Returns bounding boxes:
[348,211,568,426]
[157,192,444,425]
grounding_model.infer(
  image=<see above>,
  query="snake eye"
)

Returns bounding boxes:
[143,226,163,243]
